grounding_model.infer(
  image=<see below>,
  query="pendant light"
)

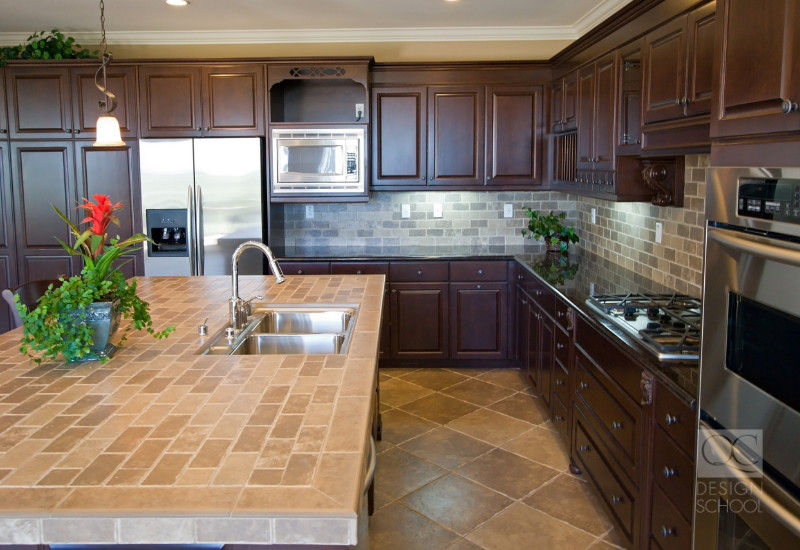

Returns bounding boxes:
[93,0,124,147]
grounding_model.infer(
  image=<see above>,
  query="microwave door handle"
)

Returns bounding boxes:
[187,185,197,276]
[700,421,800,539]
[196,185,204,276]
[709,228,800,268]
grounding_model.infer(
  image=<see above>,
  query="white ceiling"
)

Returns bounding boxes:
[0,0,635,61]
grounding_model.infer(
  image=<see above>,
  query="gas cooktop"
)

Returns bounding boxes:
[586,293,701,363]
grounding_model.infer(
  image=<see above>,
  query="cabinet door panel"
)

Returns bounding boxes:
[390,282,448,359]
[576,65,595,169]
[713,0,800,136]
[0,68,7,136]
[76,142,144,276]
[139,66,202,137]
[685,2,716,117]
[0,256,12,333]
[428,86,484,186]
[643,17,687,124]
[450,282,507,359]
[551,79,564,132]
[6,68,72,138]
[371,87,426,186]
[203,65,265,136]
[563,72,578,130]
[10,142,79,281]
[72,65,138,139]
[486,86,542,187]
[594,55,617,171]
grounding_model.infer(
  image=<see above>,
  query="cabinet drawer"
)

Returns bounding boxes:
[330,261,390,275]
[574,409,636,543]
[554,297,572,331]
[281,261,330,275]
[553,363,569,406]
[575,356,638,467]
[551,392,569,442]
[554,325,570,367]
[653,425,694,522]
[655,385,696,457]
[390,261,449,282]
[650,484,692,550]
[449,260,507,281]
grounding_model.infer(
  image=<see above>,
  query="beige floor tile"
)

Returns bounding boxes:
[399,394,480,425]
[475,369,531,391]
[400,427,494,470]
[502,426,571,471]
[401,473,512,535]
[588,539,625,550]
[399,369,470,391]
[380,378,433,408]
[457,448,560,500]
[379,408,438,445]
[466,503,597,550]
[524,474,614,536]
[444,538,487,550]
[447,408,532,446]
[487,392,549,425]
[374,447,446,500]
[439,379,515,407]
[368,501,459,550]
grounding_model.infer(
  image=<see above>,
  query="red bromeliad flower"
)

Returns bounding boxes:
[77,194,122,237]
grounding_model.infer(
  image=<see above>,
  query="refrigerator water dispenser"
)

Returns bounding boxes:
[146,209,188,257]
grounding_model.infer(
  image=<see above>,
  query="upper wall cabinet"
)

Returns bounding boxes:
[428,85,485,187]
[551,71,577,133]
[576,53,618,179]
[0,69,7,138]
[5,65,138,140]
[642,2,716,124]
[711,0,800,138]
[617,41,643,155]
[139,64,265,137]
[486,86,544,187]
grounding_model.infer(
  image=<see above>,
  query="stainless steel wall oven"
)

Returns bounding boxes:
[695,167,800,548]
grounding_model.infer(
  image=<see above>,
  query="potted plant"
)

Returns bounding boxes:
[0,30,94,65]
[521,208,579,253]
[15,194,174,363]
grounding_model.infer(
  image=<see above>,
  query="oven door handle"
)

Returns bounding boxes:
[701,421,800,539]
[709,228,800,268]
[708,228,800,267]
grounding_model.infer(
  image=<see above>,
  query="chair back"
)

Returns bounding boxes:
[2,279,62,329]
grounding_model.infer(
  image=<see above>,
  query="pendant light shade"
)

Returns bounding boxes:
[93,0,125,147]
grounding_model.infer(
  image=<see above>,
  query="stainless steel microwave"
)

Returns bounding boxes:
[270,127,365,196]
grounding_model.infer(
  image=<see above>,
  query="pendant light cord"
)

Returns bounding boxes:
[95,0,117,113]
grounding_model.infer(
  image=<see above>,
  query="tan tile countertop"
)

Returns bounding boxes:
[0,274,384,547]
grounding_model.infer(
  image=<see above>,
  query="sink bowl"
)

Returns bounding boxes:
[231,333,346,355]
[197,304,358,356]
[250,306,355,334]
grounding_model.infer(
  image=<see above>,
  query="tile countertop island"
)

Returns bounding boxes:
[0,274,385,548]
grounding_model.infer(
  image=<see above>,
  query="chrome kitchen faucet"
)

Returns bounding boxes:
[230,241,286,331]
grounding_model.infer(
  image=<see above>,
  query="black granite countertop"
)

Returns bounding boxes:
[276,244,528,260]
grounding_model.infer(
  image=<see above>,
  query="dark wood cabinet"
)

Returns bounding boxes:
[0,68,7,137]
[280,261,331,275]
[711,0,800,138]
[618,41,643,154]
[390,282,448,360]
[642,2,716,125]
[5,65,138,140]
[139,64,265,137]
[0,142,15,333]
[551,71,578,133]
[371,86,426,187]
[485,85,544,187]
[576,53,617,183]
[9,141,79,282]
[428,86,485,187]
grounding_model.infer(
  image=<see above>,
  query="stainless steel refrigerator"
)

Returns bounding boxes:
[139,138,265,276]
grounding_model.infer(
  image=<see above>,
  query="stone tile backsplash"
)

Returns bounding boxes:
[276,155,708,296]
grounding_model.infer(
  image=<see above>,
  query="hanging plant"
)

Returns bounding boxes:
[0,30,95,66]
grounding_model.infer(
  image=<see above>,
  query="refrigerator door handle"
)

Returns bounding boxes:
[196,185,205,276]
[187,185,197,276]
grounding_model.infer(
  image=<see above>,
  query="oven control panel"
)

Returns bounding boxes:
[738,178,800,224]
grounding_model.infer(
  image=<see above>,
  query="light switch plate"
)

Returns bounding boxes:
[503,204,513,218]
[655,222,663,244]
[305,205,314,219]
[591,208,596,224]
[433,203,443,218]
[401,204,410,219]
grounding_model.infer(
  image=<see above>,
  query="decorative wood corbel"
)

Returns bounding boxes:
[640,157,685,207]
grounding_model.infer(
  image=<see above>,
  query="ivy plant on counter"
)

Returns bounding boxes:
[521,208,579,253]
[0,30,94,65]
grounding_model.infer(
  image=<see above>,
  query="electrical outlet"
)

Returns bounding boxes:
[401,204,410,219]
[655,222,663,244]
[433,203,443,218]
[590,282,595,296]
[305,205,314,219]
[503,203,513,218]
[591,207,596,224]
[355,103,364,119]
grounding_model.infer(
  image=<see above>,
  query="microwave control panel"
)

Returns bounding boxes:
[738,179,800,225]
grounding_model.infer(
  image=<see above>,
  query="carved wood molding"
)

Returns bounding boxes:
[640,156,686,207]
[640,371,655,406]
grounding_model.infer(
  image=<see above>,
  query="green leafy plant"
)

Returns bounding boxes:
[16,195,174,363]
[0,30,95,66]
[521,208,579,253]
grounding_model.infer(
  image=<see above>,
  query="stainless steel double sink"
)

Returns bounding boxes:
[198,304,357,356]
